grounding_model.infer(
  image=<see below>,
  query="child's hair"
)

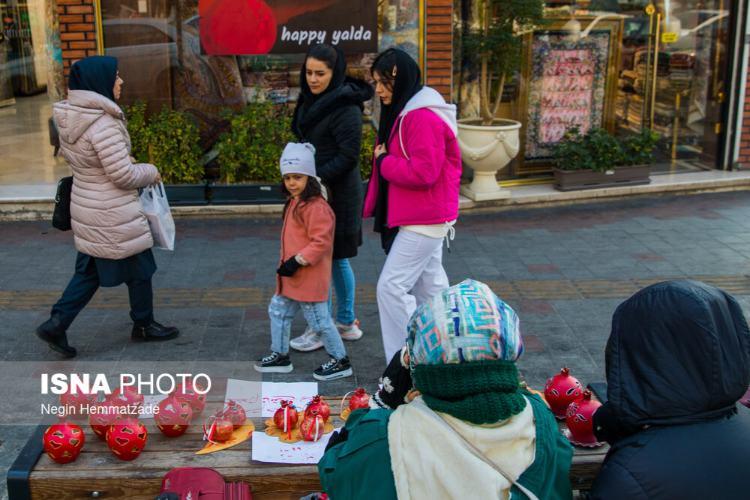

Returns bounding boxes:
[281,175,324,224]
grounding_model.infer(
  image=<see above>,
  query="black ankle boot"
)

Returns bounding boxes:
[35,317,77,358]
[131,320,180,341]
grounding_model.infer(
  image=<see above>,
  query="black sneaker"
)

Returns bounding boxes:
[313,356,353,381]
[254,352,293,373]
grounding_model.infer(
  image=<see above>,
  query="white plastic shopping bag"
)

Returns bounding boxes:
[140,182,175,251]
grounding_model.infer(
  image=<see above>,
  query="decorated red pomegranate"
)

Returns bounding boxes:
[155,396,193,438]
[347,388,371,411]
[304,395,330,423]
[59,388,97,418]
[300,410,325,442]
[89,401,120,440]
[106,417,147,461]
[43,421,85,464]
[171,377,208,416]
[221,400,247,429]
[544,367,584,419]
[273,400,298,437]
[203,414,234,443]
[108,386,144,414]
[565,390,603,447]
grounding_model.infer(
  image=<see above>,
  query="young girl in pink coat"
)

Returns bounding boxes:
[255,143,353,381]
[363,48,462,362]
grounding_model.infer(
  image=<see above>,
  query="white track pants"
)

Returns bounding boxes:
[376,230,450,362]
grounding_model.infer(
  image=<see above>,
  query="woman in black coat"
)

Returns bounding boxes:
[590,280,750,499]
[288,43,373,352]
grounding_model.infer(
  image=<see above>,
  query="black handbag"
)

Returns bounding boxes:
[52,176,73,231]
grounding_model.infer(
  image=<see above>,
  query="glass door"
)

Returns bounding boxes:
[613,0,731,172]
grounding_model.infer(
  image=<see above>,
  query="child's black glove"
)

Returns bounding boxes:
[277,257,302,277]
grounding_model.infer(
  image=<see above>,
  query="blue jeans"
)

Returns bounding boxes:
[269,295,346,359]
[328,258,356,325]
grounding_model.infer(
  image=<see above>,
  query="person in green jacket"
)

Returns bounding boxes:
[318,279,573,500]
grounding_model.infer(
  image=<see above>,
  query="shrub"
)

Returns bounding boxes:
[215,101,294,184]
[553,127,657,172]
[359,123,376,180]
[123,103,204,184]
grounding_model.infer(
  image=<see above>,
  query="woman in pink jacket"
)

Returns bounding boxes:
[35,56,178,358]
[255,143,353,381]
[363,48,462,362]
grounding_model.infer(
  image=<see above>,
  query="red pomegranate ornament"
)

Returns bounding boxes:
[43,421,85,464]
[347,388,371,411]
[108,386,144,415]
[155,396,193,438]
[89,401,120,440]
[544,367,584,419]
[171,377,208,416]
[203,414,234,443]
[300,411,325,442]
[304,395,330,423]
[273,400,298,438]
[565,390,603,447]
[59,388,97,418]
[221,400,247,429]
[106,417,147,461]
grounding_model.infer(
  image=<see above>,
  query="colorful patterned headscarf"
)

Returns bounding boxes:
[407,279,527,424]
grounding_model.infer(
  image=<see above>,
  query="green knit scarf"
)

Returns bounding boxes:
[412,360,526,425]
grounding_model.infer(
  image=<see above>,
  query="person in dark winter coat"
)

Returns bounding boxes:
[590,280,750,500]
[289,43,373,353]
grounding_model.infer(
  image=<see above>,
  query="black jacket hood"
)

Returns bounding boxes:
[596,280,750,442]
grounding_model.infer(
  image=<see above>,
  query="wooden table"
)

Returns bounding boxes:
[11,397,607,499]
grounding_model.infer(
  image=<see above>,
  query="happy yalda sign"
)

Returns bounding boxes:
[199,0,378,55]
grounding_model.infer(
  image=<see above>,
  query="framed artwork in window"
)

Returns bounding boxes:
[517,16,623,174]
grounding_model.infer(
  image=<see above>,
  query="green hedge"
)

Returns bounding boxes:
[125,101,377,184]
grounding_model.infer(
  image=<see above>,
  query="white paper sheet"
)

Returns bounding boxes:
[251,429,335,464]
[223,380,318,418]
[260,381,318,417]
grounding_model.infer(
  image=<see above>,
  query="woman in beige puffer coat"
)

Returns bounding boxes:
[35,56,179,358]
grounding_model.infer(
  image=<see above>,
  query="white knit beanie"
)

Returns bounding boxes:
[280,142,316,177]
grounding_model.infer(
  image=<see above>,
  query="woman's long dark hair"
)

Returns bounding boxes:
[281,175,325,224]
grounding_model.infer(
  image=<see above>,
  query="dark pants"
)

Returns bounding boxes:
[51,257,154,330]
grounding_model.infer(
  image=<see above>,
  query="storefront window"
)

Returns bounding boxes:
[99,0,421,127]
[461,0,733,176]
[0,0,68,185]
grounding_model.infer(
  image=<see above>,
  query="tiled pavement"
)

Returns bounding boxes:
[2,190,750,497]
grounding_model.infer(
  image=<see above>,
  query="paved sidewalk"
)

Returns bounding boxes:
[1,190,750,497]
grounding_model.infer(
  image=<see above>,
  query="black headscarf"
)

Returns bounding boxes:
[68,56,118,102]
[371,48,423,252]
[298,45,346,103]
[372,48,423,144]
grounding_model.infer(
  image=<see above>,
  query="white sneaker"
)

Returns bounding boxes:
[337,319,363,341]
[290,327,323,352]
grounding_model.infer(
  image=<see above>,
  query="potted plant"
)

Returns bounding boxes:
[552,127,659,191]
[126,103,208,205]
[458,0,545,200]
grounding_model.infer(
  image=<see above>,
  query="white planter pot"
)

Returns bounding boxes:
[457,118,522,201]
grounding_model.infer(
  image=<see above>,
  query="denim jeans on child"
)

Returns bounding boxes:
[269,294,346,359]
[327,258,356,325]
